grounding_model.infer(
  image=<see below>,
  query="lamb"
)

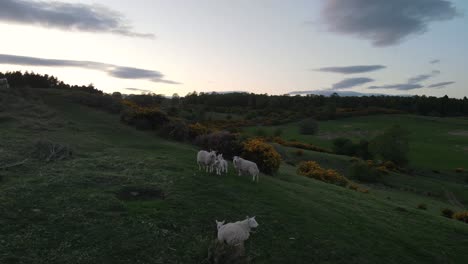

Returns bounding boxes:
[214,154,228,175]
[197,150,217,172]
[217,216,259,246]
[232,156,260,182]
[215,220,225,230]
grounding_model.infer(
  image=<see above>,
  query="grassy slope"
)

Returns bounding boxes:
[243,115,468,170]
[1,89,468,264]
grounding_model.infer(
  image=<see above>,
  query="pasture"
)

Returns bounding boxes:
[244,115,468,170]
[1,89,468,263]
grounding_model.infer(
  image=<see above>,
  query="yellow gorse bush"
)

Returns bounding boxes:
[242,138,281,175]
[297,161,349,186]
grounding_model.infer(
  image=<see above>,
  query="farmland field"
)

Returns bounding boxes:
[244,115,468,170]
[1,88,468,263]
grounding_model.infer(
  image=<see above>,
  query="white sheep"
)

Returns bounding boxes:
[215,219,225,230]
[197,150,217,172]
[233,156,260,182]
[217,216,259,246]
[214,154,228,175]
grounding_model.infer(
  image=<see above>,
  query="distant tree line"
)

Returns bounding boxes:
[0,71,102,94]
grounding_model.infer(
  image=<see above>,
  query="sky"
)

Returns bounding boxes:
[0,0,467,98]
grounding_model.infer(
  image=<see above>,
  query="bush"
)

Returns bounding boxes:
[441,208,454,218]
[453,211,468,223]
[194,131,243,159]
[369,125,410,166]
[188,123,211,139]
[120,100,169,130]
[417,203,427,210]
[332,137,355,155]
[348,161,381,182]
[299,118,319,135]
[242,139,281,175]
[255,127,267,137]
[158,120,189,141]
[297,161,348,186]
[294,150,304,156]
[273,128,283,137]
[455,168,465,173]
[271,137,331,153]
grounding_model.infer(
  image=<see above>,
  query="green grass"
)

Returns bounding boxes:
[1,89,468,263]
[244,115,468,170]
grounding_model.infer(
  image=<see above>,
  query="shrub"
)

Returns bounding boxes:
[294,150,304,156]
[417,203,427,210]
[158,120,189,141]
[297,161,348,186]
[455,168,465,173]
[120,100,169,130]
[299,118,319,135]
[441,208,454,218]
[273,128,283,137]
[332,137,356,155]
[255,127,267,137]
[194,131,243,159]
[348,161,381,182]
[242,139,281,175]
[369,125,410,166]
[453,211,468,223]
[188,123,210,139]
[271,137,331,153]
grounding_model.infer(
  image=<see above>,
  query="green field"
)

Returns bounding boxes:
[244,115,468,170]
[1,89,468,263]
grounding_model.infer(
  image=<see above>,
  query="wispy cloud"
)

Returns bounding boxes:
[125,88,153,93]
[330,77,375,90]
[315,65,386,74]
[430,59,441,64]
[427,81,455,88]
[408,70,440,84]
[321,0,459,46]
[0,54,179,84]
[0,0,154,38]
[368,84,424,90]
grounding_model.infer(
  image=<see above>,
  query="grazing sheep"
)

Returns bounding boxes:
[214,154,228,175]
[197,150,217,172]
[233,156,260,182]
[215,220,225,230]
[217,216,259,246]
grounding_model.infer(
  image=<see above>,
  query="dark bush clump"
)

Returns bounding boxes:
[453,211,468,223]
[194,131,243,159]
[299,118,319,135]
[417,203,427,210]
[441,208,454,218]
[348,160,381,182]
[158,120,190,141]
[32,140,73,162]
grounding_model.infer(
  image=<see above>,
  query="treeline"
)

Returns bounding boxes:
[184,91,468,118]
[0,71,102,94]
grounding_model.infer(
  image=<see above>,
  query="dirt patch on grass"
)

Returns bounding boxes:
[448,130,468,136]
[116,186,165,201]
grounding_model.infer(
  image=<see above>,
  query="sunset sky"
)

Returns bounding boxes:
[0,0,466,98]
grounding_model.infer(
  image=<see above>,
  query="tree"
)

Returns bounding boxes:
[299,118,319,135]
[370,125,410,166]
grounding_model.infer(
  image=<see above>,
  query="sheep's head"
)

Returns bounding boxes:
[215,220,225,230]
[233,156,239,167]
[247,216,259,228]
[209,151,217,162]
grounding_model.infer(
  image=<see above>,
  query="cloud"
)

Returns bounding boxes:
[330,77,374,90]
[316,65,386,74]
[368,83,424,90]
[125,88,153,93]
[321,0,458,46]
[408,70,440,84]
[430,59,441,64]
[0,0,154,38]
[0,54,179,84]
[427,81,455,88]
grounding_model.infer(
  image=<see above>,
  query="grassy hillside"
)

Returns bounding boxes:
[244,115,468,170]
[1,88,468,264]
